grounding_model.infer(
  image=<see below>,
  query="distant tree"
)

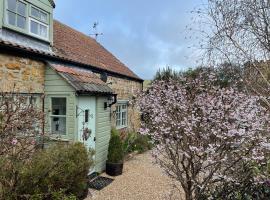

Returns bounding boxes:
[197,0,270,109]
[153,67,181,81]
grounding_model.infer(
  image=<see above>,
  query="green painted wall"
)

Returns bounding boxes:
[95,96,111,172]
[45,66,112,173]
[44,66,76,141]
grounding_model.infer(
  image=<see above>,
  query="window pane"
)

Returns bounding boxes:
[17,16,25,29]
[51,117,66,135]
[7,0,16,12]
[122,112,126,126]
[17,1,26,16]
[7,11,16,26]
[52,98,66,115]
[85,110,89,123]
[30,20,39,34]
[40,24,48,38]
[40,11,47,22]
[31,7,40,18]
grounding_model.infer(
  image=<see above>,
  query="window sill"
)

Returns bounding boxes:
[3,23,50,43]
[116,126,128,130]
[48,135,70,142]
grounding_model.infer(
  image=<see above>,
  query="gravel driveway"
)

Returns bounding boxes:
[86,152,183,200]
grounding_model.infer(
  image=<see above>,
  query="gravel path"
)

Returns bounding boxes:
[86,152,183,200]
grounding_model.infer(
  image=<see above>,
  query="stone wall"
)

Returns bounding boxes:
[0,53,45,93]
[107,75,143,132]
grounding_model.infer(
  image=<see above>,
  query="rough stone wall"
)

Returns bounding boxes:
[0,53,45,93]
[107,75,143,132]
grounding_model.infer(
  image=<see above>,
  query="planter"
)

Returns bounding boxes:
[106,161,123,176]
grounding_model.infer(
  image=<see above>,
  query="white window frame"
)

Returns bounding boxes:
[50,97,67,136]
[116,102,128,129]
[29,17,49,40]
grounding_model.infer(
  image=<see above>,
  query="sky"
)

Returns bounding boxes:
[54,0,205,80]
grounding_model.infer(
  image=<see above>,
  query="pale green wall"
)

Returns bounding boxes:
[45,66,112,173]
[44,66,77,141]
[95,96,111,172]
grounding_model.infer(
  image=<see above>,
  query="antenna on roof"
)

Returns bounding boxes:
[90,21,103,40]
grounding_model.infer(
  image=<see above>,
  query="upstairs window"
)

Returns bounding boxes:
[6,0,27,29]
[30,6,49,39]
[5,0,50,41]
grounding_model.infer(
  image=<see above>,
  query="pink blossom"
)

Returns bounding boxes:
[11,138,18,145]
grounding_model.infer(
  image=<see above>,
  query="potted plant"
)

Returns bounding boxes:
[106,131,124,176]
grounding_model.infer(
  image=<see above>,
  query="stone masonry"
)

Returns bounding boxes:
[0,53,45,93]
[107,75,143,132]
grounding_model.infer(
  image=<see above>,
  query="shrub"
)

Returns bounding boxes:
[123,133,152,154]
[107,131,124,163]
[0,142,93,200]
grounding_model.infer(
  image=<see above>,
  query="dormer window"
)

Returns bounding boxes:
[4,0,50,41]
[30,6,49,39]
[6,0,27,29]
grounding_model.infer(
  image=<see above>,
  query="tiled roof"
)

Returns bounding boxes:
[49,63,114,95]
[53,20,142,81]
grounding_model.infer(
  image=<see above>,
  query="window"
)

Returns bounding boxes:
[50,98,67,135]
[85,110,89,123]
[116,104,128,128]
[6,0,27,29]
[29,6,49,39]
[5,0,50,40]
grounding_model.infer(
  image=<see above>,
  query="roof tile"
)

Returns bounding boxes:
[53,20,141,80]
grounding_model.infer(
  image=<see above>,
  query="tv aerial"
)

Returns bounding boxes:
[90,22,103,40]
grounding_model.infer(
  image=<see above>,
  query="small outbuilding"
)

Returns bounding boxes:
[45,63,116,172]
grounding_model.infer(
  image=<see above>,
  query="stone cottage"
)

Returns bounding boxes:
[0,0,143,172]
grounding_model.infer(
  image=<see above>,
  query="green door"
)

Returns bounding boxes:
[77,96,96,173]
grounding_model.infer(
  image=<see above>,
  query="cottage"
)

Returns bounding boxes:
[0,0,143,172]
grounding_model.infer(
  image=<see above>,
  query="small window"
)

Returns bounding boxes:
[30,6,48,23]
[85,110,89,123]
[50,98,67,135]
[116,103,128,128]
[29,6,49,39]
[29,18,48,39]
[6,0,27,29]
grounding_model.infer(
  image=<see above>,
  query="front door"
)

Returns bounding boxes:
[77,96,96,173]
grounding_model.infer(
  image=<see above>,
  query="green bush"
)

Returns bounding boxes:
[0,142,93,200]
[107,131,124,163]
[132,134,153,153]
[123,132,153,154]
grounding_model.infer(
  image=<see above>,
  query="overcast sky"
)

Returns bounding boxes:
[54,0,205,80]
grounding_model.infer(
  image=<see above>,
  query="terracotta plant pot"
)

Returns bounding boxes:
[106,162,123,176]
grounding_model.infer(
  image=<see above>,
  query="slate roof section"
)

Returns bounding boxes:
[49,63,114,95]
[53,20,141,81]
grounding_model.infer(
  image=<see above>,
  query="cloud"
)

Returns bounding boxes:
[54,0,202,80]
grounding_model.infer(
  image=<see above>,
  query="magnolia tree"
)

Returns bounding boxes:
[0,92,44,197]
[137,72,270,200]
